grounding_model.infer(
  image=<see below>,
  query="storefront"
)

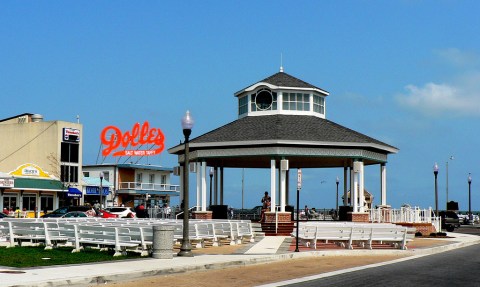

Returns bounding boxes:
[0,164,66,218]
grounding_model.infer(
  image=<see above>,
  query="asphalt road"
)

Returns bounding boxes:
[280,225,480,287]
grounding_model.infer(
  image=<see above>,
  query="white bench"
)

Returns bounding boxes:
[293,223,414,250]
[70,225,139,256]
[236,221,254,244]
[4,221,69,250]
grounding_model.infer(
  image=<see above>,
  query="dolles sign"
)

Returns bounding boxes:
[100,121,165,157]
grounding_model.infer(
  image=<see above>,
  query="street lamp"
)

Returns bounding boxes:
[99,171,104,209]
[468,173,472,223]
[209,167,214,207]
[178,110,194,257]
[433,163,439,217]
[335,176,340,217]
[446,156,454,208]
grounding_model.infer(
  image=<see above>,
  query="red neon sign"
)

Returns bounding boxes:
[100,121,165,157]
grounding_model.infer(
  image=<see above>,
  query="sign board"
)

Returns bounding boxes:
[10,163,52,178]
[100,121,165,157]
[297,169,302,190]
[86,186,109,195]
[0,178,14,188]
[63,128,80,142]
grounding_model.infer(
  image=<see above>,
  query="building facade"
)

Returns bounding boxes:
[82,163,179,208]
[0,113,83,217]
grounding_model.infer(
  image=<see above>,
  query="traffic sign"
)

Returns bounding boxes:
[297,169,302,190]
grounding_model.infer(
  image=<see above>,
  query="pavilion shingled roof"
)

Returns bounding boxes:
[190,114,397,152]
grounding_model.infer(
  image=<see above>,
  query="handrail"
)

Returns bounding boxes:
[118,182,180,192]
[175,205,198,219]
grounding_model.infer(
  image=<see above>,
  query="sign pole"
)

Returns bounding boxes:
[295,169,302,252]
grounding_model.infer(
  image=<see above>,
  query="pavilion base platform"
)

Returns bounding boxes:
[261,212,295,236]
[394,222,436,235]
[348,212,370,222]
[193,211,213,220]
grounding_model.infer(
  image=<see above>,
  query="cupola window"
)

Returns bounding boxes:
[313,94,325,115]
[251,88,277,112]
[283,92,310,111]
[238,96,248,116]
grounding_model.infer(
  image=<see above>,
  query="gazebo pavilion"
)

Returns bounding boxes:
[168,69,398,225]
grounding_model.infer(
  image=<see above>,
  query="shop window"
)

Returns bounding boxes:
[40,196,54,211]
[61,142,79,163]
[61,165,78,183]
[22,195,36,210]
[3,195,17,210]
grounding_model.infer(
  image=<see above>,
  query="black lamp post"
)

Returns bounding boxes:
[99,171,104,209]
[178,110,194,257]
[468,173,472,223]
[433,163,439,217]
[335,176,340,217]
[209,167,214,208]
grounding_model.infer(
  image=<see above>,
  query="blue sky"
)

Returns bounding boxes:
[1,1,479,211]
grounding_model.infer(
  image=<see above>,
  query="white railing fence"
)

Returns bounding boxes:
[369,206,441,232]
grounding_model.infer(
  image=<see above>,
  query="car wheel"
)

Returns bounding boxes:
[446,225,454,232]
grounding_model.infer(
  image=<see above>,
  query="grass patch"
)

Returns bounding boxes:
[0,246,142,268]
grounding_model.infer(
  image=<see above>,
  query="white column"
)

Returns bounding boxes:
[350,166,354,207]
[381,164,387,206]
[201,162,207,211]
[353,170,358,212]
[36,193,41,218]
[280,159,288,212]
[270,159,276,213]
[196,163,201,210]
[359,161,365,212]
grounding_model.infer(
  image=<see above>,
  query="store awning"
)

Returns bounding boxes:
[67,187,82,198]
[13,178,64,191]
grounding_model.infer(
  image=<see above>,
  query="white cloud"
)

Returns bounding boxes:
[434,48,479,67]
[396,48,480,117]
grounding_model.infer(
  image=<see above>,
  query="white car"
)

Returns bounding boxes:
[104,207,136,218]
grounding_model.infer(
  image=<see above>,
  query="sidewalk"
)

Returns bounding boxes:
[1,233,479,287]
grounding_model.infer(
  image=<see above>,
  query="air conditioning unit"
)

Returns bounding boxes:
[281,159,289,171]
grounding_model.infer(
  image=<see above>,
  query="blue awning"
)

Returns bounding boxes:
[67,187,83,198]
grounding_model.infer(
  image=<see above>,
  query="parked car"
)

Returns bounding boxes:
[62,211,88,218]
[104,207,136,218]
[42,206,91,218]
[97,209,118,218]
[439,211,460,232]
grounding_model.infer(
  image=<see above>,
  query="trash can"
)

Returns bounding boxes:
[152,225,174,259]
[285,205,295,221]
[209,205,228,219]
[338,206,353,221]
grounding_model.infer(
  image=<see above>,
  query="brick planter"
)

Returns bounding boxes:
[264,212,291,223]
[193,211,213,220]
[395,222,436,235]
[348,212,369,222]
